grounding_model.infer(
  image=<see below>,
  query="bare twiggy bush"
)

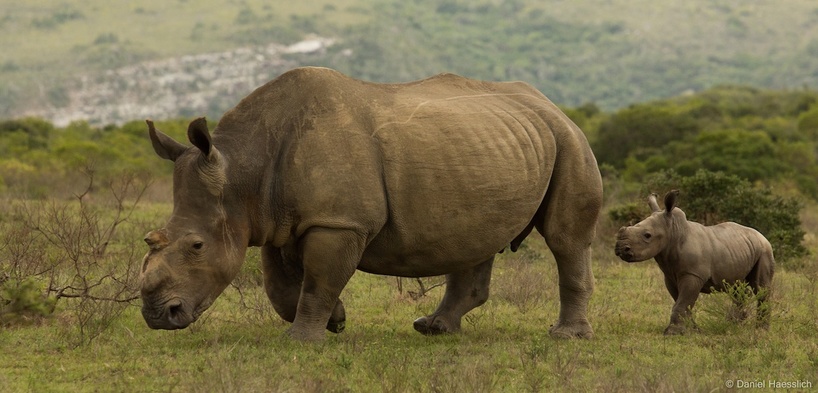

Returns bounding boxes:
[394,276,446,300]
[0,169,150,345]
[493,255,551,314]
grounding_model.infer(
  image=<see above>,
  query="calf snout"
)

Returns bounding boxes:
[614,227,637,261]
[614,242,634,260]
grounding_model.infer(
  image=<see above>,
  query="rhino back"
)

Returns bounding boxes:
[697,222,772,284]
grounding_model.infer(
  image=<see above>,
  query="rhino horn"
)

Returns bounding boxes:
[147,120,187,162]
[648,193,661,212]
[144,230,169,251]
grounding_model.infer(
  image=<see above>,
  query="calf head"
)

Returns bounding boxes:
[140,119,248,330]
[615,190,683,262]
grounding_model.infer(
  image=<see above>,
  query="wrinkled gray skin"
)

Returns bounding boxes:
[615,191,774,335]
[140,67,603,341]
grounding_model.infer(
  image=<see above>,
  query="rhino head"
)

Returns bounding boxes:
[614,190,683,262]
[140,119,249,330]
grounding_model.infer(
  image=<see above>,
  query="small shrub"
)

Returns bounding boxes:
[697,280,768,334]
[607,202,646,227]
[0,278,56,327]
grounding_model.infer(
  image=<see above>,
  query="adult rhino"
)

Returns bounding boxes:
[614,191,774,335]
[140,67,603,341]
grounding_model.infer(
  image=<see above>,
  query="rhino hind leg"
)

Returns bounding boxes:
[413,257,494,335]
[536,175,602,339]
[546,246,595,339]
[746,253,775,329]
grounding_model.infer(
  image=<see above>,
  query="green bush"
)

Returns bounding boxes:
[593,104,700,168]
[607,202,646,227]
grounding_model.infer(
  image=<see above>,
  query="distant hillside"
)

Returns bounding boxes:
[2,0,818,125]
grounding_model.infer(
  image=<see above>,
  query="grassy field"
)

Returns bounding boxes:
[0,199,816,392]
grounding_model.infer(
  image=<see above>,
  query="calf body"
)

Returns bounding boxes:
[615,191,774,335]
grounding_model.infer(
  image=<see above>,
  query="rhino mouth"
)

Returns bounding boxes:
[614,243,637,262]
[142,297,198,330]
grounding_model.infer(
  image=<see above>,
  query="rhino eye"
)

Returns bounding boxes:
[192,241,204,250]
[643,233,652,240]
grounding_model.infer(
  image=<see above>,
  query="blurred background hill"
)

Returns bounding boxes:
[2,0,818,125]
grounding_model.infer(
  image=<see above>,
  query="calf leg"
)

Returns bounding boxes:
[261,242,347,336]
[665,274,703,335]
[413,257,494,335]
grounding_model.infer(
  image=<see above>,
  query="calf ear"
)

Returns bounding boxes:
[187,117,213,157]
[664,189,680,216]
[648,193,661,212]
[147,120,187,162]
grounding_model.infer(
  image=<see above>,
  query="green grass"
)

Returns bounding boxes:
[1,227,816,392]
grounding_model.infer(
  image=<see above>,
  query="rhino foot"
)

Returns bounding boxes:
[413,316,459,335]
[548,320,594,339]
[286,326,326,342]
[663,324,686,336]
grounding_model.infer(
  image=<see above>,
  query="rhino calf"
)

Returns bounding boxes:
[614,191,774,335]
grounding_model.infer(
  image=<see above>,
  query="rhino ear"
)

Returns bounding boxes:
[147,120,187,162]
[664,190,680,216]
[187,117,213,157]
[648,193,661,212]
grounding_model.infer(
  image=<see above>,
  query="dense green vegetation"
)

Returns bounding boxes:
[592,86,818,197]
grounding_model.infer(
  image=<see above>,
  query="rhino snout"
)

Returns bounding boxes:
[614,241,636,262]
[142,298,193,330]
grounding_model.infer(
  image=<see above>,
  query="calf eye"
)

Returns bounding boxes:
[192,241,204,250]
[643,233,652,240]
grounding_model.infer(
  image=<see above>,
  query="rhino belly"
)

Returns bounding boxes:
[359,112,554,277]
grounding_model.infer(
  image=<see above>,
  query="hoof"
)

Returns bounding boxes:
[413,316,458,335]
[663,324,685,336]
[326,319,345,334]
[286,326,326,342]
[549,321,593,339]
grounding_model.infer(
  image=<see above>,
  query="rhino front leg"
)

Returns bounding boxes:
[413,257,493,335]
[664,274,703,335]
[260,243,346,333]
[288,228,364,341]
